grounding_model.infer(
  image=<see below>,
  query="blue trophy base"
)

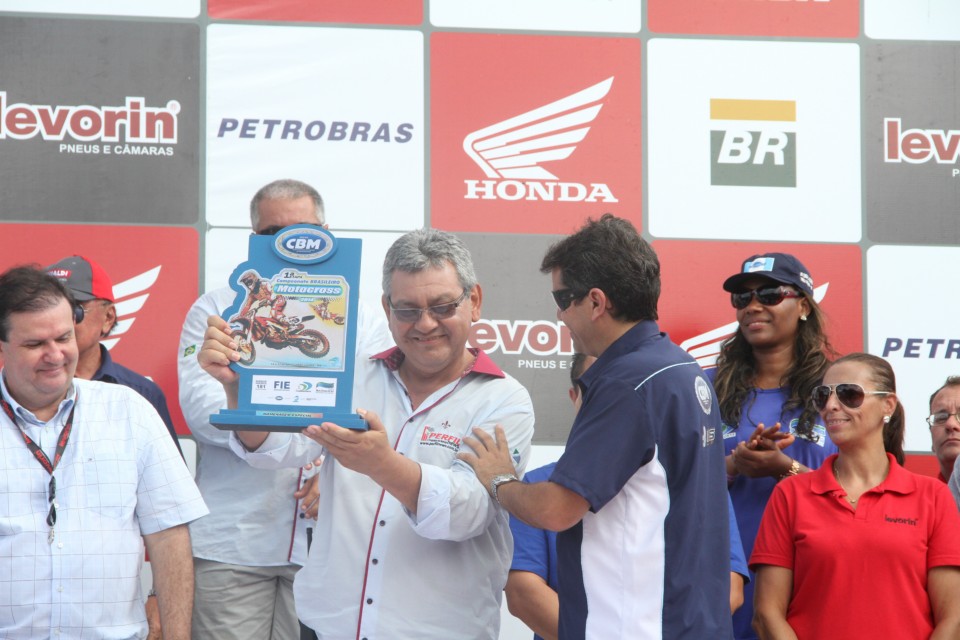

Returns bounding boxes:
[211,408,368,432]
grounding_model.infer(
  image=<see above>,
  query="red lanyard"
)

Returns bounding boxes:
[0,392,76,475]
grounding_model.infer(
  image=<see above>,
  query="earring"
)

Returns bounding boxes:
[800,314,808,322]
[882,415,891,424]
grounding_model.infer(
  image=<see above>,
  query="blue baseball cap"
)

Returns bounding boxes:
[722,252,814,297]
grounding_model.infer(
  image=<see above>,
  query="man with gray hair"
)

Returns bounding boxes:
[197,228,536,638]
[178,179,393,639]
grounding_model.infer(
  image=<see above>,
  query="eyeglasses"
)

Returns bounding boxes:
[552,288,586,312]
[76,300,109,324]
[730,286,802,310]
[811,383,892,411]
[388,289,468,323]
[926,411,960,428]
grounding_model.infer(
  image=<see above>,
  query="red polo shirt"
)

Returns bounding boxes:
[751,453,960,640]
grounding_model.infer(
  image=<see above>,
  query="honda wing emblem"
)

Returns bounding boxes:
[101,266,161,351]
[463,77,614,181]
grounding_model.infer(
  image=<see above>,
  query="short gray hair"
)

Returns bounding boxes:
[382,229,478,298]
[249,179,325,229]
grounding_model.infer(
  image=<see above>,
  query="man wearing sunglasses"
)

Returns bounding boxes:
[927,377,960,495]
[460,215,731,640]
[0,266,207,640]
[178,179,394,640]
[197,228,535,638]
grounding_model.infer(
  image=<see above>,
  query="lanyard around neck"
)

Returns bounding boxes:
[0,392,76,475]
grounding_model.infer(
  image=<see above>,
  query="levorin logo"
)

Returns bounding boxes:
[710,99,797,188]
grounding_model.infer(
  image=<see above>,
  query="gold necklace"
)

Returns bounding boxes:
[832,460,858,505]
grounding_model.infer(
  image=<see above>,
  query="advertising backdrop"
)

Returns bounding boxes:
[0,4,958,634]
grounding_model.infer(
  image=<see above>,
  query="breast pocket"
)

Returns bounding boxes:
[71,456,138,523]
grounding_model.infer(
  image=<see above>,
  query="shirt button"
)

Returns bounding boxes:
[366,598,373,605]
[57,586,63,592]
[57,543,63,549]
[371,558,378,565]
[378,520,385,526]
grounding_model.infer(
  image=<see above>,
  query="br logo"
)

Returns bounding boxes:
[709,98,797,188]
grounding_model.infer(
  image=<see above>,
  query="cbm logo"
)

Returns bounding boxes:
[710,99,797,188]
[273,225,335,263]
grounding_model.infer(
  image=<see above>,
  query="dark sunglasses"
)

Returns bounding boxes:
[812,383,892,411]
[552,288,586,312]
[388,289,468,323]
[730,286,802,310]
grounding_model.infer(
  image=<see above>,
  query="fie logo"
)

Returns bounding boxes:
[710,99,797,188]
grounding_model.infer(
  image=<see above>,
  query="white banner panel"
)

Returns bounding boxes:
[206,25,424,232]
[866,0,960,41]
[430,0,641,33]
[867,245,960,452]
[647,39,862,243]
[0,0,198,17]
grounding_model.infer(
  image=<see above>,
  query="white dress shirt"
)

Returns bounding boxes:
[0,376,207,640]
[230,348,535,640]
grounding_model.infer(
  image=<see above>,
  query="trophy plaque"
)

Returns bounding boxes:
[210,224,366,431]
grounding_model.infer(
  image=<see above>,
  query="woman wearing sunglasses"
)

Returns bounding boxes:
[751,353,960,639]
[712,252,837,640]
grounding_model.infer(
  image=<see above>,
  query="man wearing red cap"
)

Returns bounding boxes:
[45,255,181,456]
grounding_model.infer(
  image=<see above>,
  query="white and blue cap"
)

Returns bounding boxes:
[722,252,814,298]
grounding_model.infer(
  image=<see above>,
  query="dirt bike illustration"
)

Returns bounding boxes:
[228,313,330,366]
[313,298,346,325]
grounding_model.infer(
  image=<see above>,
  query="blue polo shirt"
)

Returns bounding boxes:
[551,321,731,640]
[93,344,183,457]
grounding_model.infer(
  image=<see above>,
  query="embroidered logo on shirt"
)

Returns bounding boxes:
[787,417,828,446]
[182,344,196,357]
[884,515,919,527]
[702,425,717,447]
[695,376,713,415]
[420,426,462,452]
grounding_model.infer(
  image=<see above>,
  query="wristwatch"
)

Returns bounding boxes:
[489,473,520,504]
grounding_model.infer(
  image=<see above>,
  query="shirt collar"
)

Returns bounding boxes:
[811,452,916,497]
[371,346,505,379]
[0,370,77,427]
[91,344,120,383]
[579,319,661,389]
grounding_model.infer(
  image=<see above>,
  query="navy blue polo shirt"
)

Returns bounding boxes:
[550,321,731,640]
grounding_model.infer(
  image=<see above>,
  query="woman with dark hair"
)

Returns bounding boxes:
[751,353,960,639]
[712,253,837,639]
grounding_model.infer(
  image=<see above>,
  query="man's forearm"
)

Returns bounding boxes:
[496,480,589,532]
[144,525,195,640]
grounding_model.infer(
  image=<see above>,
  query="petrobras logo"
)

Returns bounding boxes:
[710,98,797,187]
[469,318,574,358]
[883,118,960,176]
[462,77,618,203]
[0,92,180,156]
[680,282,829,368]
[216,117,414,143]
[273,226,335,263]
[881,337,960,360]
[101,265,162,352]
